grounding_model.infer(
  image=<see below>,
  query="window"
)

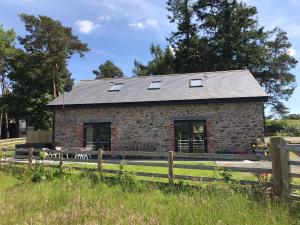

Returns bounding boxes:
[84,123,111,151]
[148,81,161,90]
[189,79,203,87]
[109,83,123,91]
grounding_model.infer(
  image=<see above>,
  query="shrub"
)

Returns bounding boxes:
[266,120,286,134]
[109,161,146,192]
[285,125,300,136]
[79,170,101,184]
[266,120,300,136]
[39,150,48,160]
[283,114,300,120]
[31,164,55,182]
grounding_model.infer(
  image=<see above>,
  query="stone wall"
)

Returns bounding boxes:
[53,101,264,153]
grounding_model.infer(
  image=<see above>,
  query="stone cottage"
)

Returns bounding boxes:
[48,69,268,153]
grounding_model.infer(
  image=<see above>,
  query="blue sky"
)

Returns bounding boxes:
[0,0,299,114]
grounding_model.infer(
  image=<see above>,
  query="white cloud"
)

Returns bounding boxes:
[75,20,99,34]
[97,16,111,21]
[129,22,146,30]
[287,47,296,57]
[145,19,158,27]
[128,19,158,30]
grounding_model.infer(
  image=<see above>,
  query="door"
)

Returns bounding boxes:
[174,120,207,153]
[84,123,111,151]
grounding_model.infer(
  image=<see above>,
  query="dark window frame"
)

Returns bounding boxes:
[83,122,112,151]
[174,120,208,153]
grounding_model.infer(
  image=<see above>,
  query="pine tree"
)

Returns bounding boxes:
[18,14,89,98]
[93,60,124,79]
[133,44,175,76]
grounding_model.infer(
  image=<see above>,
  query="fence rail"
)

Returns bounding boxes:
[0,138,26,148]
[1,147,273,187]
[276,138,300,203]
[1,139,300,203]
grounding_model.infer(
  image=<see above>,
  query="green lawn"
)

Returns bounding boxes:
[0,171,299,225]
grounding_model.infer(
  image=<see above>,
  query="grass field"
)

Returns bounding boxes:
[285,120,300,129]
[0,170,300,225]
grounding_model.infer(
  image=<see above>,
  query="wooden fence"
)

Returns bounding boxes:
[1,148,272,186]
[275,137,300,202]
[0,136,299,203]
[0,137,26,149]
[26,130,52,144]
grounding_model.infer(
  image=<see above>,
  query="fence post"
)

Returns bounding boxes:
[168,151,174,184]
[28,148,33,168]
[97,148,103,174]
[59,149,63,172]
[271,137,290,202]
[280,140,291,203]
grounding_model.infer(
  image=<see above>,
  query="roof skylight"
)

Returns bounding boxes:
[109,83,123,91]
[189,79,203,87]
[148,81,161,90]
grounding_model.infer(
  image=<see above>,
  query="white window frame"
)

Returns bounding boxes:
[189,79,203,87]
[109,83,123,91]
[148,81,161,90]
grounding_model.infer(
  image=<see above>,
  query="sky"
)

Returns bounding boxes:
[0,0,299,114]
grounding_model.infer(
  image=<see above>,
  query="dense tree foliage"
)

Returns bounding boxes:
[133,0,297,116]
[283,114,300,120]
[0,25,16,137]
[93,60,124,79]
[133,44,175,76]
[18,14,89,98]
[5,15,89,130]
[5,50,53,130]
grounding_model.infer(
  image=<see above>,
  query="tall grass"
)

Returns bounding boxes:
[0,168,299,225]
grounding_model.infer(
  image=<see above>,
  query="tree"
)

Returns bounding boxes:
[6,50,53,130]
[283,114,300,120]
[166,0,213,73]
[0,25,16,138]
[18,14,89,98]
[93,60,124,78]
[5,15,89,130]
[134,0,297,116]
[195,0,297,116]
[194,0,267,71]
[133,44,175,76]
[256,28,297,116]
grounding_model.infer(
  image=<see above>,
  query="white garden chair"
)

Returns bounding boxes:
[74,147,92,160]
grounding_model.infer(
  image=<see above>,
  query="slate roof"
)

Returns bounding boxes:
[48,69,268,107]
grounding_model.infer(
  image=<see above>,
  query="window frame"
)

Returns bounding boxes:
[108,83,124,92]
[148,81,161,90]
[189,79,203,88]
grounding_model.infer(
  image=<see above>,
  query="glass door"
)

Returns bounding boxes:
[191,121,206,153]
[174,120,207,153]
[174,122,190,153]
[85,124,97,149]
[97,123,111,151]
[84,123,111,151]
